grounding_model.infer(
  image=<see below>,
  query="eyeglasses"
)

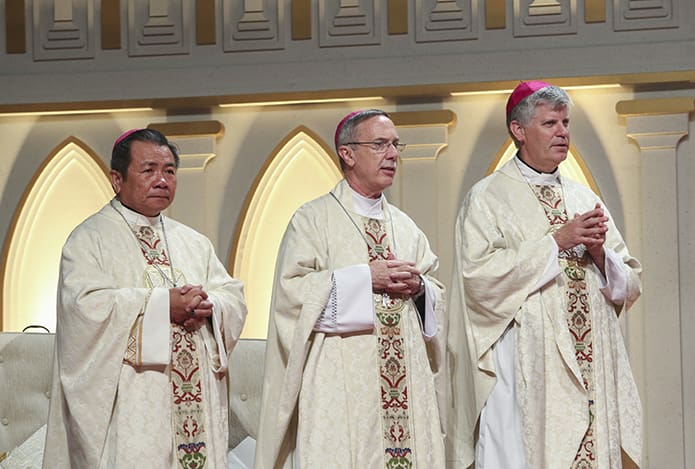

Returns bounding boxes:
[346,140,407,154]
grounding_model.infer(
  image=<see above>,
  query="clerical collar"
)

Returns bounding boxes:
[514,156,560,186]
[516,154,559,175]
[347,184,385,219]
[113,199,160,226]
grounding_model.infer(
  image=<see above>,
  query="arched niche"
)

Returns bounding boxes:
[229,126,342,339]
[1,137,112,331]
[489,137,601,195]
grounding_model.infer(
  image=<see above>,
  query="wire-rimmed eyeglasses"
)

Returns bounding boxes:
[346,140,407,154]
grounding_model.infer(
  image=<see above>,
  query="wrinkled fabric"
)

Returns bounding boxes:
[447,160,642,468]
[255,180,447,469]
[43,201,247,469]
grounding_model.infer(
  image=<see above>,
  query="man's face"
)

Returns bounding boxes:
[110,140,177,216]
[512,103,570,173]
[339,115,400,198]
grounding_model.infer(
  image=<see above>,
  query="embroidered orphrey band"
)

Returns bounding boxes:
[365,218,415,468]
[531,184,596,468]
[131,225,209,468]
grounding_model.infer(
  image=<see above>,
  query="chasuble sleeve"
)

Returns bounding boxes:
[201,236,248,370]
[270,204,335,354]
[48,214,156,468]
[595,202,642,312]
[256,201,337,469]
[393,207,449,435]
[457,184,557,356]
[563,182,642,312]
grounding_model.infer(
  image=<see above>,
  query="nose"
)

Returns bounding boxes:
[385,143,399,157]
[154,172,169,186]
[557,124,569,138]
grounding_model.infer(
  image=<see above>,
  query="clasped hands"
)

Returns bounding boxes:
[552,203,608,270]
[169,284,213,331]
[369,253,422,297]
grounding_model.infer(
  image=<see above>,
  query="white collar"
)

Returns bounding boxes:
[514,156,561,186]
[347,185,385,219]
[112,199,160,227]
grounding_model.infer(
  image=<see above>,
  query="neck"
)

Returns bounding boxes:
[345,177,382,199]
[116,198,160,218]
[518,154,557,174]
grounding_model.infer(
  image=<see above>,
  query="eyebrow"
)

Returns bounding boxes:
[141,160,176,166]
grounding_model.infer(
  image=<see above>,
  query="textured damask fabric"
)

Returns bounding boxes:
[43,200,247,469]
[447,160,642,468]
[255,179,447,469]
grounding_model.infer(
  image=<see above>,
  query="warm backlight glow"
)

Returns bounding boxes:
[219,97,382,108]
[491,141,600,195]
[233,130,342,339]
[2,142,112,332]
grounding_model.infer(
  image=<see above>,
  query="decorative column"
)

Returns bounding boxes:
[148,120,224,244]
[616,97,693,468]
[389,110,455,253]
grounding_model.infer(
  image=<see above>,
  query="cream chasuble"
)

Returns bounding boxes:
[447,160,642,469]
[530,183,596,467]
[255,179,447,469]
[43,200,247,469]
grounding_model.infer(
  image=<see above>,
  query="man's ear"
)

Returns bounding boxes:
[109,170,122,195]
[509,120,526,144]
[338,146,355,168]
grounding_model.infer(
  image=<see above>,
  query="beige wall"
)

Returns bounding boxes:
[1,87,693,466]
[1,0,694,466]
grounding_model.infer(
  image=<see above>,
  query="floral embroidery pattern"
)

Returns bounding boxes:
[136,225,171,266]
[532,184,596,468]
[172,326,207,469]
[133,225,208,468]
[365,218,414,469]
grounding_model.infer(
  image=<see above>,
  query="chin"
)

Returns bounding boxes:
[381,172,395,183]
[148,204,170,215]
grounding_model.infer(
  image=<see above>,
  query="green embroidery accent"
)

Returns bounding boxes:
[179,452,206,469]
[386,455,413,469]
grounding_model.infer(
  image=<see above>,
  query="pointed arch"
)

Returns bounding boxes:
[488,137,601,196]
[1,137,112,331]
[229,126,342,339]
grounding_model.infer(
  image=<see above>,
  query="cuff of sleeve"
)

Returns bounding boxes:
[140,287,171,366]
[531,235,562,291]
[207,296,228,373]
[422,278,437,340]
[600,248,628,304]
[333,264,374,333]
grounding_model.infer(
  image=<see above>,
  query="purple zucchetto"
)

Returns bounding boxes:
[505,81,552,120]
[112,128,143,151]
[334,111,364,151]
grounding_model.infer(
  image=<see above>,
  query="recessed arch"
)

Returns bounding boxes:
[0,137,112,331]
[229,126,342,339]
[489,137,601,196]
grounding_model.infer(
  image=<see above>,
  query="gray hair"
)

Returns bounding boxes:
[335,109,391,171]
[507,86,571,147]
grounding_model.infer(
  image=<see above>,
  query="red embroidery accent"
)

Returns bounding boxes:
[532,185,596,467]
[133,226,208,468]
[366,218,414,468]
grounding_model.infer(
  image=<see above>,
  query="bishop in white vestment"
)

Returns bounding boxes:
[255,110,447,469]
[447,83,642,469]
[43,129,247,469]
